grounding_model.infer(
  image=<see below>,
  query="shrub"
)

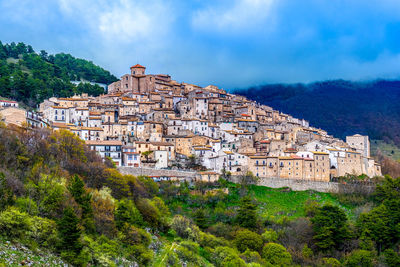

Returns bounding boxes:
[321,257,341,267]
[302,244,313,259]
[0,207,32,239]
[262,242,292,266]
[115,198,143,230]
[212,246,246,267]
[198,231,229,248]
[129,244,153,266]
[240,249,263,264]
[261,228,278,243]
[383,249,400,267]
[0,207,58,248]
[171,215,199,240]
[175,241,201,265]
[234,229,263,253]
[15,197,39,216]
[344,250,374,267]
[119,225,151,247]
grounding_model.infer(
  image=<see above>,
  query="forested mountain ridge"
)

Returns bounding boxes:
[236,79,400,148]
[0,41,118,107]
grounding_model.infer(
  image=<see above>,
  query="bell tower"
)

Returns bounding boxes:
[130,64,146,76]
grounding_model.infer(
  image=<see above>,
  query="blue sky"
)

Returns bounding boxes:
[1,0,400,89]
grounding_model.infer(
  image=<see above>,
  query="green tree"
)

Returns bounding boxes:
[234,229,263,253]
[310,204,350,251]
[68,175,94,232]
[0,172,14,211]
[58,207,82,253]
[344,249,374,267]
[193,208,208,229]
[384,249,400,267]
[236,196,258,229]
[114,198,143,230]
[262,242,292,266]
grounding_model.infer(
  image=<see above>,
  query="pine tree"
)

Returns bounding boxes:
[68,175,94,232]
[58,207,82,253]
[236,196,258,229]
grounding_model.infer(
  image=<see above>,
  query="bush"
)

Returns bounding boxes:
[198,231,229,248]
[262,242,292,266]
[175,241,201,265]
[81,235,120,266]
[344,250,374,267]
[115,198,143,230]
[119,225,151,247]
[0,207,58,248]
[321,257,341,267]
[212,246,246,267]
[240,249,263,264]
[234,229,263,253]
[15,197,38,216]
[171,215,199,240]
[261,228,278,243]
[129,244,153,266]
[0,207,32,239]
[384,249,400,267]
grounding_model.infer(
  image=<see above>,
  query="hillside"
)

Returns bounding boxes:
[1,121,400,266]
[235,80,400,150]
[0,41,118,107]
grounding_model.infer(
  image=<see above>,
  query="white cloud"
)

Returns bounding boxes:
[192,0,276,33]
[57,0,173,43]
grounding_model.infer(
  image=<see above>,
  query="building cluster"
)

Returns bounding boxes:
[35,64,381,182]
[0,99,49,128]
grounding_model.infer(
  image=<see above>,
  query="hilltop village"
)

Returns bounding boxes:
[2,64,381,182]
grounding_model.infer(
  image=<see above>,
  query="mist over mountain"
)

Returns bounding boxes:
[235,80,400,147]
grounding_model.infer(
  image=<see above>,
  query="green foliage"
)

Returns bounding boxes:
[171,215,199,240]
[310,204,350,251]
[234,229,263,253]
[193,208,208,229]
[198,231,229,249]
[344,249,374,267]
[0,42,117,107]
[26,175,66,218]
[115,198,143,230]
[212,246,246,267]
[240,249,263,264]
[383,249,400,267]
[175,241,202,265]
[0,172,14,211]
[302,244,313,259]
[68,174,94,232]
[262,242,292,266]
[15,197,38,216]
[57,207,82,253]
[0,207,58,248]
[261,228,278,243]
[374,176,400,202]
[119,224,151,247]
[236,196,258,229]
[321,257,341,267]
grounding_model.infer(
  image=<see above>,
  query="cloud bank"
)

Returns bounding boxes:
[1,0,400,89]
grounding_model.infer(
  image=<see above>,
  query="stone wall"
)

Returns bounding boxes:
[118,167,196,179]
[118,167,375,194]
[232,176,376,194]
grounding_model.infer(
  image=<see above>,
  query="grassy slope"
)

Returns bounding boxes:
[248,185,356,221]
[371,139,400,161]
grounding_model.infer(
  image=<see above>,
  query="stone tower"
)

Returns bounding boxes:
[131,64,146,93]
